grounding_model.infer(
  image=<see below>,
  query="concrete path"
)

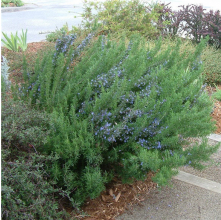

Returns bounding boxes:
[1,0,85,43]
[174,171,221,194]
[117,134,221,220]
[208,134,221,142]
[117,179,221,220]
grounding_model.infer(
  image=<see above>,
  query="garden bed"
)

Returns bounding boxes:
[1,41,221,219]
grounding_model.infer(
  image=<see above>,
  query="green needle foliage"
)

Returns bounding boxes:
[16,33,218,206]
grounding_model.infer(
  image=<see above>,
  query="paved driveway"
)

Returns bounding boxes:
[1,0,85,43]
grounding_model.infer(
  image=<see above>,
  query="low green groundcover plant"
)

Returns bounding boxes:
[1,99,72,219]
[15,33,218,206]
[1,149,69,219]
[1,99,51,150]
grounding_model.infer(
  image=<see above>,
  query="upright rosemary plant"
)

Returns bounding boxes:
[15,33,218,206]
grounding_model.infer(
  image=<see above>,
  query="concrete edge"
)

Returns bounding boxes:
[173,170,221,194]
[208,134,221,142]
[1,4,38,13]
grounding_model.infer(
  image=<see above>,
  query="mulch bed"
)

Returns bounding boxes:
[207,85,221,134]
[1,42,221,220]
[212,100,221,134]
[75,172,157,220]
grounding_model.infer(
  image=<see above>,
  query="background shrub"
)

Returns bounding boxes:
[179,4,206,43]
[155,3,183,38]
[46,23,82,43]
[81,1,221,46]
[201,45,221,84]
[81,0,161,38]
[202,9,221,47]
[173,4,221,47]
[46,23,70,42]
[203,10,221,48]
[15,33,219,206]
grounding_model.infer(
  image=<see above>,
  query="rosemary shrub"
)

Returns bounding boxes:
[16,34,218,205]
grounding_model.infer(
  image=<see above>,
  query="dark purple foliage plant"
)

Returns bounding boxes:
[201,9,221,47]
[155,3,221,47]
[155,3,183,37]
[177,4,221,47]
[179,4,206,43]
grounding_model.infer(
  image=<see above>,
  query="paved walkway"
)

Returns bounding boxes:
[1,0,85,43]
[117,135,221,220]
[118,179,221,220]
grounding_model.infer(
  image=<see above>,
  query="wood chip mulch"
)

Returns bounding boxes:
[212,100,221,134]
[207,85,221,134]
[73,172,157,220]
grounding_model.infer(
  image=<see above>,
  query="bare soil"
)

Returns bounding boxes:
[1,42,221,220]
